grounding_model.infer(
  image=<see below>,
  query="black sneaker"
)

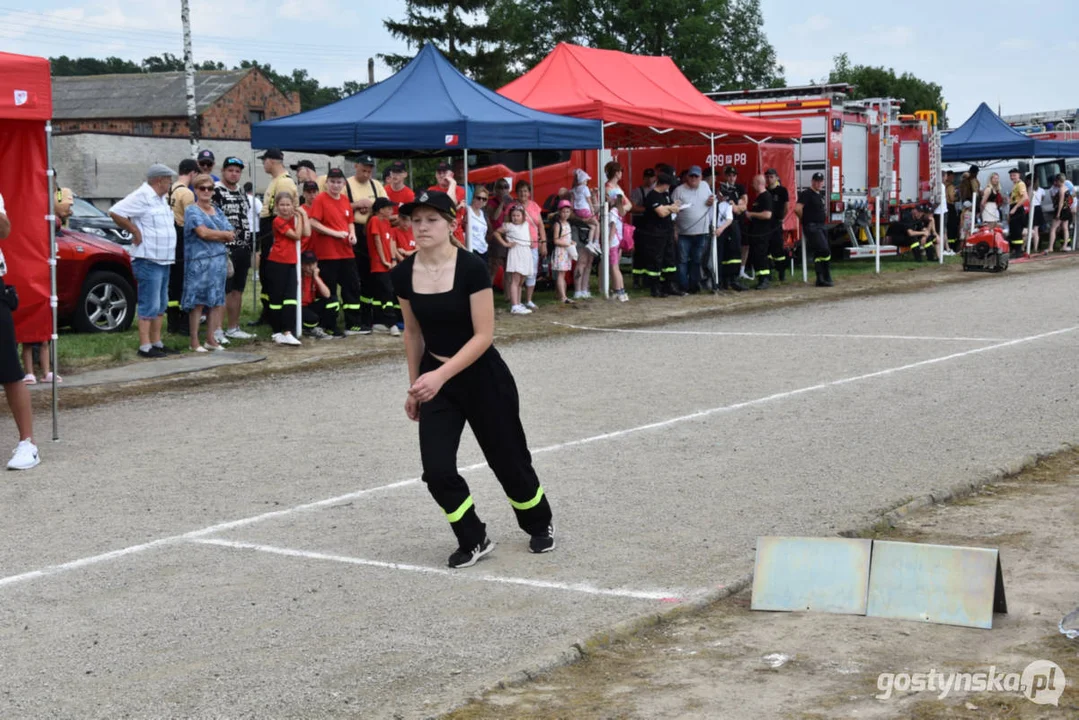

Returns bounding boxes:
[137,347,167,359]
[156,345,181,355]
[529,525,556,554]
[447,537,494,569]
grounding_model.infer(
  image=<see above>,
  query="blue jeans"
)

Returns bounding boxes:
[132,258,170,319]
[678,234,708,291]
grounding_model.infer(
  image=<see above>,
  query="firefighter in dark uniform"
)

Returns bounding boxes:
[887,205,934,261]
[765,168,789,281]
[745,174,774,290]
[656,164,683,295]
[795,172,833,287]
[636,172,680,297]
[716,178,748,291]
[719,165,749,278]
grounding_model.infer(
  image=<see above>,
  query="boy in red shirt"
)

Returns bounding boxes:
[429,161,467,243]
[306,168,364,336]
[385,161,415,225]
[366,197,399,336]
[299,251,338,340]
[393,211,416,262]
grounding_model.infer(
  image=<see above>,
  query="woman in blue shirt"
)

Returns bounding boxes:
[183,174,233,351]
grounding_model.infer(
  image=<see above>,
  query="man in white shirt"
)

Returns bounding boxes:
[671,165,715,293]
[0,192,39,469]
[109,164,178,359]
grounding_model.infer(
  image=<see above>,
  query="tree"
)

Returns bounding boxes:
[382,0,513,89]
[827,53,948,128]
[50,55,142,76]
[487,0,783,91]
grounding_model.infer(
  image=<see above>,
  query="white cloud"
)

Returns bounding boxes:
[867,25,914,49]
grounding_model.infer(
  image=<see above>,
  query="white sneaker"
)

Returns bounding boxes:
[586,241,601,256]
[271,332,283,343]
[225,327,254,340]
[7,439,39,470]
[618,292,629,302]
[274,332,302,346]
[212,329,229,345]
[389,325,401,337]
[581,291,593,299]
[372,324,391,334]
[510,304,532,315]
[525,301,538,310]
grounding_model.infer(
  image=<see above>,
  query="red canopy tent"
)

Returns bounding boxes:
[499,44,804,294]
[0,52,58,437]
[498,43,800,147]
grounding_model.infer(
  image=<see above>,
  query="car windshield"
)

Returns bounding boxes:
[71,197,106,218]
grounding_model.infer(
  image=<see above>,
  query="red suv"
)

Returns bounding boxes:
[56,227,136,333]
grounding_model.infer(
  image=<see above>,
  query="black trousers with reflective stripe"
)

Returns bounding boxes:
[719,225,743,279]
[263,260,298,335]
[302,298,336,330]
[353,223,374,327]
[805,225,830,263]
[768,226,787,264]
[634,229,665,278]
[418,349,552,549]
[1009,209,1027,244]
[370,271,397,326]
[318,258,362,332]
[746,230,772,276]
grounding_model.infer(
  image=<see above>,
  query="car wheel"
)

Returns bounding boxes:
[74,271,135,333]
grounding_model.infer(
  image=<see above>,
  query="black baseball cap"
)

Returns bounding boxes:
[1008,167,1020,174]
[399,189,456,217]
[291,159,316,171]
[258,148,284,161]
[326,167,346,180]
[178,158,199,175]
[656,172,675,186]
[436,161,453,172]
[765,168,778,177]
[811,172,824,181]
[302,180,319,192]
[354,153,375,166]
[301,250,318,264]
[389,161,407,173]
[372,197,394,213]
[197,149,215,163]
[643,168,655,177]
[222,156,244,169]
[724,165,737,175]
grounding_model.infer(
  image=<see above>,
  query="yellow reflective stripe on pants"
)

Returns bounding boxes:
[342,303,361,310]
[721,259,742,265]
[633,269,661,277]
[167,300,180,308]
[508,486,544,511]
[268,303,283,310]
[446,495,474,523]
[359,295,374,305]
[282,299,298,306]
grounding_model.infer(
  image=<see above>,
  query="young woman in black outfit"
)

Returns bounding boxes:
[391,191,555,569]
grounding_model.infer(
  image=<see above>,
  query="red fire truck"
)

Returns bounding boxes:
[706,84,938,256]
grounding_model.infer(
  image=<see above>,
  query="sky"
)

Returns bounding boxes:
[1,0,1075,128]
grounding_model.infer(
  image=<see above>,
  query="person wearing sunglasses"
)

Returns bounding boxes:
[468,189,489,264]
[196,149,219,182]
[182,174,233,352]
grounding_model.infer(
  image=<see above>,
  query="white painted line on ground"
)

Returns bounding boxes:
[0,324,1074,591]
[190,538,682,601]
[552,321,1009,343]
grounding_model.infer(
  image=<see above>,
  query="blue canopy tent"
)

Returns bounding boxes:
[251,44,602,153]
[942,103,1078,161]
[943,102,1079,251]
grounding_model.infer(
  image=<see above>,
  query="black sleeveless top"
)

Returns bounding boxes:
[391,248,492,357]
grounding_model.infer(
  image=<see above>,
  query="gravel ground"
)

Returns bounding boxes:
[0,265,1077,719]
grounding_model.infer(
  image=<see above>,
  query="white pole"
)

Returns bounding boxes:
[294,237,301,337]
[600,130,609,298]
[938,195,945,264]
[463,150,470,251]
[798,139,807,283]
[180,0,199,158]
[710,135,719,291]
[1026,157,1036,255]
[874,194,881,274]
[251,145,258,313]
[46,123,59,441]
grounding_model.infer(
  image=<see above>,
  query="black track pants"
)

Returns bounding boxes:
[418,349,553,550]
[319,258,362,332]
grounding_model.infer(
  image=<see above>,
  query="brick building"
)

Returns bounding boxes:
[52,68,301,140]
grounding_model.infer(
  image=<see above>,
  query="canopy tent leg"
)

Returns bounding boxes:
[1026,156,1036,255]
[875,194,881,275]
[600,130,609,299]
[463,150,470,251]
[528,152,534,194]
[709,134,719,291]
[251,146,259,313]
[46,123,59,441]
[294,237,302,337]
[797,139,807,283]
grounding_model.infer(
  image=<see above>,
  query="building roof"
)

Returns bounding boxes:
[52,69,251,120]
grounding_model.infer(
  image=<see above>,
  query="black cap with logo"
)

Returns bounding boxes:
[326,167,346,180]
[811,172,825,182]
[258,148,284,161]
[197,149,215,163]
[291,159,316,172]
[399,190,456,217]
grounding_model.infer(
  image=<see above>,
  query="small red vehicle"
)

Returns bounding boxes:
[961,226,1009,273]
[55,227,137,332]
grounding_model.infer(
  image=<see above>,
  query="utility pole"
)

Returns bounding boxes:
[181,0,199,157]
[368,57,375,86]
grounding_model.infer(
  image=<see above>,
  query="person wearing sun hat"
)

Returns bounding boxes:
[390,190,556,569]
